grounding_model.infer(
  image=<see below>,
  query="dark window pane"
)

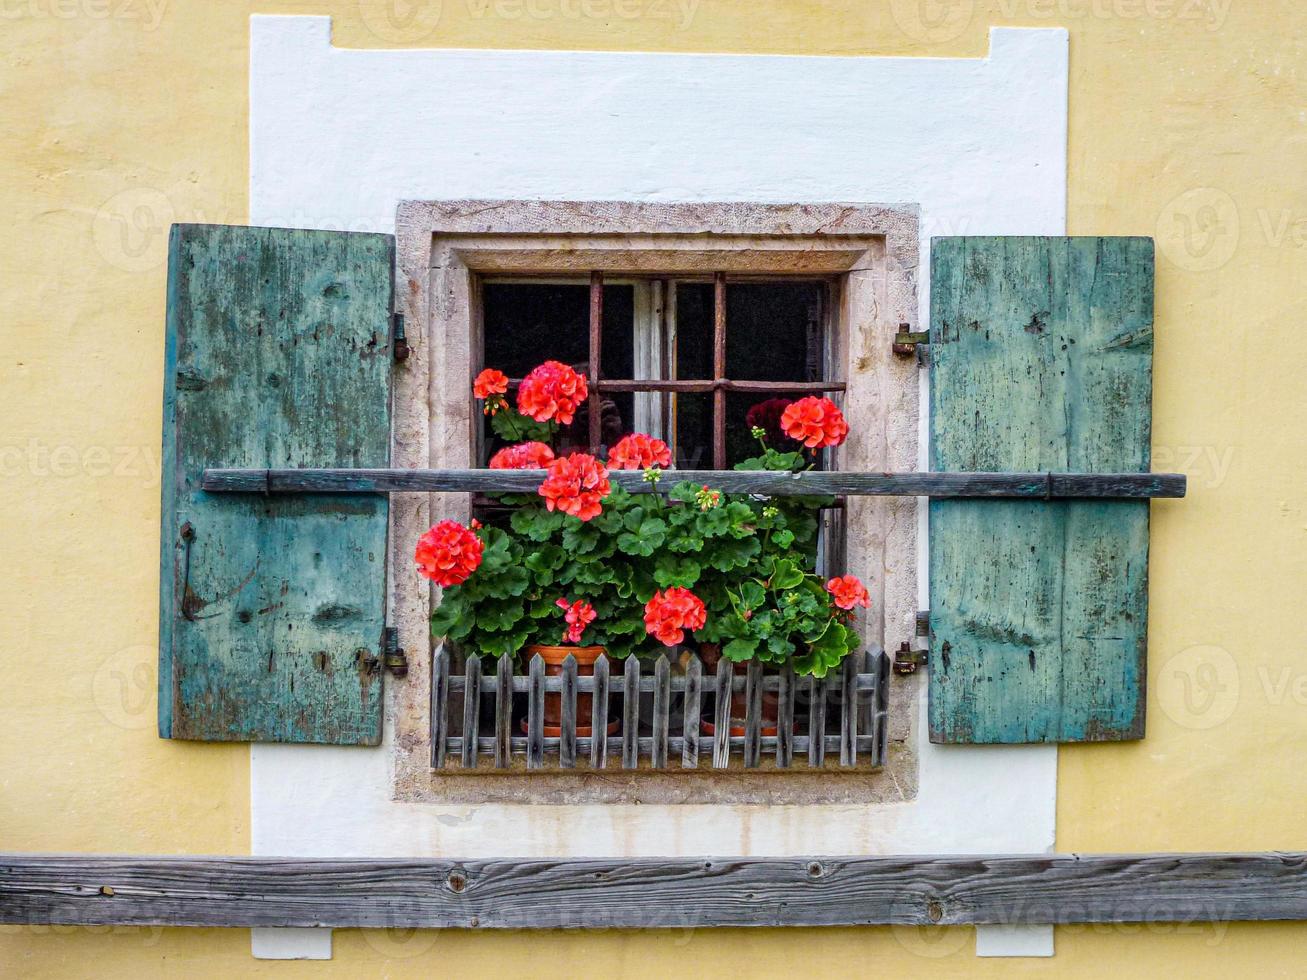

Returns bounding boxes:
[674,282,714,380]
[672,392,713,470]
[725,282,824,381]
[480,283,633,460]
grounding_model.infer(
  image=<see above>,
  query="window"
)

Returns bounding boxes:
[389,200,920,803]
[477,275,842,470]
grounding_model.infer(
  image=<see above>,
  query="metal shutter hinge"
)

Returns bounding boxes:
[382,626,409,677]
[391,312,410,362]
[892,322,929,358]
[894,641,928,676]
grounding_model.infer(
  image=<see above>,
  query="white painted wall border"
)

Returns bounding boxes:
[247,13,1066,953]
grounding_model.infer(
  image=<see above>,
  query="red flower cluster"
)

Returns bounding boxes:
[607,432,672,470]
[555,597,597,644]
[489,441,556,470]
[780,396,849,449]
[414,520,484,587]
[517,360,589,425]
[538,452,611,522]
[473,368,509,399]
[825,574,870,611]
[643,587,707,647]
[745,397,795,447]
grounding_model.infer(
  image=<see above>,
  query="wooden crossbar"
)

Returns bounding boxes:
[202,468,1186,498]
[4,853,1305,928]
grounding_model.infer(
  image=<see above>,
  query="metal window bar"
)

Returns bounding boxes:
[571,271,845,467]
[430,648,889,772]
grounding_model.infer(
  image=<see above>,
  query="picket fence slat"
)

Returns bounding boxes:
[433,649,889,772]
[462,655,481,771]
[712,656,732,769]
[622,658,640,770]
[560,655,578,770]
[591,655,610,770]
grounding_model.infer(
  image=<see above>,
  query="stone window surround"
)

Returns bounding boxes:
[388,200,921,805]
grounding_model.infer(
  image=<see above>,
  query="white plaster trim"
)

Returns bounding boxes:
[251,927,333,960]
[976,924,1055,957]
[248,15,1066,954]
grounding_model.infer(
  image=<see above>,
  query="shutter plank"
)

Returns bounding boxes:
[929,237,1154,743]
[160,224,393,744]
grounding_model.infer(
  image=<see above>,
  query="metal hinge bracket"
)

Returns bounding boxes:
[391,312,410,362]
[894,641,928,676]
[892,322,930,358]
[382,626,409,678]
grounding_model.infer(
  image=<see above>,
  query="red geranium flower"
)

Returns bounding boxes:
[780,396,849,449]
[745,397,795,446]
[643,587,708,647]
[607,432,672,470]
[414,520,484,587]
[473,368,509,399]
[826,574,870,611]
[489,441,556,470]
[517,360,589,425]
[538,452,611,522]
[555,597,597,644]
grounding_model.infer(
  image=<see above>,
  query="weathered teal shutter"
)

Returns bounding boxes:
[929,237,1154,743]
[159,225,394,743]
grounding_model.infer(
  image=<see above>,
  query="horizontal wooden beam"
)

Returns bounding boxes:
[1,853,1302,928]
[202,469,1187,499]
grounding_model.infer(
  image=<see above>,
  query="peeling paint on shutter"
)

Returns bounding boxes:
[159,224,394,744]
[929,237,1154,743]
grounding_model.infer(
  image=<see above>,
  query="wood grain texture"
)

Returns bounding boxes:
[203,467,1184,498]
[6,853,1306,928]
[929,237,1156,744]
[160,224,393,744]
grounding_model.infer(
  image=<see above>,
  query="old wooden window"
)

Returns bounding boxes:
[444,269,888,773]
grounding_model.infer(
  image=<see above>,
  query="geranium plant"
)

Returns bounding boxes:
[418,362,869,677]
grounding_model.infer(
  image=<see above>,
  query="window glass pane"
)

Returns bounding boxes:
[672,392,713,469]
[725,282,824,381]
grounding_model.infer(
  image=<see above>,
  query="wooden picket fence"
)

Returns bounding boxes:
[430,648,889,771]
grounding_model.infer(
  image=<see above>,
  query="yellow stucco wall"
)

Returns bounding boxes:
[2,0,1305,974]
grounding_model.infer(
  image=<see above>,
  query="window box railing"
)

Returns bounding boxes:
[431,648,889,771]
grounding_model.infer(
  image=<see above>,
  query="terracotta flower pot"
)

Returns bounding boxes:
[522,644,621,738]
[697,643,783,738]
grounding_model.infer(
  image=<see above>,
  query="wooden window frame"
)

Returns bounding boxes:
[388,200,922,805]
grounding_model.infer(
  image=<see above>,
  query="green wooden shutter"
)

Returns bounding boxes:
[928,237,1154,744]
[159,225,394,744]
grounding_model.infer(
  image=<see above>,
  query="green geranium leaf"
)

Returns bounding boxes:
[723,637,759,662]
[654,554,701,588]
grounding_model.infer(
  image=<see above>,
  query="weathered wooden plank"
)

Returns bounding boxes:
[840,654,858,767]
[559,655,577,770]
[712,656,732,769]
[461,656,481,770]
[682,655,701,769]
[8,853,1307,928]
[808,674,828,767]
[203,467,1184,499]
[526,654,545,770]
[622,657,640,769]
[494,655,512,769]
[743,660,763,769]
[776,662,795,768]
[431,650,450,770]
[161,225,393,744]
[930,237,1156,743]
[651,656,670,769]
[590,656,609,770]
[872,650,890,767]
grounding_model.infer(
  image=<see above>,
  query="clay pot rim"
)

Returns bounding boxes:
[525,643,608,666]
